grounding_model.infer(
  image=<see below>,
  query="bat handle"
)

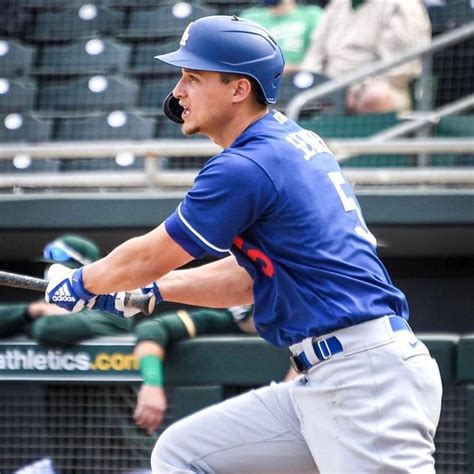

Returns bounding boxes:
[123,292,155,316]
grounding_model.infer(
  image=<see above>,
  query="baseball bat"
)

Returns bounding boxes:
[0,270,155,316]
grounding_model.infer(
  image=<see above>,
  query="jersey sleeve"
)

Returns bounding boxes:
[165,153,276,258]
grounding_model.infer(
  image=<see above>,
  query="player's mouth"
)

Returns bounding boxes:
[182,106,190,120]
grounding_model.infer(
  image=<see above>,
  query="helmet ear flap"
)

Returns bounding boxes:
[163,92,184,124]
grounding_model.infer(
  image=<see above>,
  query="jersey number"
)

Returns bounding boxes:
[328,171,377,246]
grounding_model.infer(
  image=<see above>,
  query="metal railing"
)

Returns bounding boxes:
[0,23,473,191]
[285,22,474,122]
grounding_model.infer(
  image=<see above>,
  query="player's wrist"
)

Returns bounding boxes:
[140,354,164,387]
[72,267,96,301]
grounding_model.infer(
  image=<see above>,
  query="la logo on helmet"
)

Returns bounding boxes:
[180,22,193,47]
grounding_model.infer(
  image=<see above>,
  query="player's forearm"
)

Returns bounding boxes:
[83,224,193,294]
[158,256,254,308]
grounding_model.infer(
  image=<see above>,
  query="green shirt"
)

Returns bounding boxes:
[240,6,323,66]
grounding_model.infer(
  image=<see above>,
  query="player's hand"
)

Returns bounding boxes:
[134,384,167,435]
[91,282,162,319]
[45,264,96,312]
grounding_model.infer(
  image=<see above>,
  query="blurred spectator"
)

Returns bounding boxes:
[240,0,324,73]
[301,0,432,113]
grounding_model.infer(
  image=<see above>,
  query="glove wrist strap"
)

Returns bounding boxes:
[72,267,96,301]
[152,282,164,304]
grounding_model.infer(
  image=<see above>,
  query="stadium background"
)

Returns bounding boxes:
[0,0,473,472]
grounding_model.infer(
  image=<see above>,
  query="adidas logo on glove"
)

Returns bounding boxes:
[51,283,76,303]
[52,295,75,302]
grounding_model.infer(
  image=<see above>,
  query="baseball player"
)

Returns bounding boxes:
[45,16,443,473]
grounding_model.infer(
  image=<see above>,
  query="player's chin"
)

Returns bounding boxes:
[181,123,200,136]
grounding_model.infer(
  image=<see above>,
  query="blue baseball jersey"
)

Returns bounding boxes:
[165,110,408,347]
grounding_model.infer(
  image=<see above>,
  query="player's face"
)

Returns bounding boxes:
[172,69,237,140]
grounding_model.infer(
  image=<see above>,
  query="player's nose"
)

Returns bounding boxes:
[172,77,186,100]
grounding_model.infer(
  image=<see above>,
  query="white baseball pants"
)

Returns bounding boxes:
[151,316,442,473]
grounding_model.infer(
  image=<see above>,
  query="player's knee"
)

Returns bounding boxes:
[151,424,186,471]
[134,318,169,347]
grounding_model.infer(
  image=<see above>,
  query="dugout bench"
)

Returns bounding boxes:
[0,333,472,473]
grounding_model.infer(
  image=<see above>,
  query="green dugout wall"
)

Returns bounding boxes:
[0,334,472,473]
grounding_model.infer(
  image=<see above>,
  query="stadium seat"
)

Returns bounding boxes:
[131,40,182,76]
[0,40,35,78]
[277,72,346,115]
[139,75,181,111]
[301,113,409,167]
[25,5,124,42]
[22,0,89,8]
[0,112,57,175]
[0,157,60,174]
[55,111,156,140]
[0,113,53,142]
[104,0,166,7]
[431,114,474,167]
[0,79,36,113]
[122,2,217,40]
[34,39,131,77]
[38,75,139,112]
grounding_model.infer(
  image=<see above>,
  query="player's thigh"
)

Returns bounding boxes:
[152,381,318,474]
[293,337,442,473]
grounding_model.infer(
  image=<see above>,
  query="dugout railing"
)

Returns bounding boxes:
[0,333,473,473]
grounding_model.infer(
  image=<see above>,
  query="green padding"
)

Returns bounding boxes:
[164,336,289,386]
[457,334,474,382]
[418,334,460,384]
[173,386,224,419]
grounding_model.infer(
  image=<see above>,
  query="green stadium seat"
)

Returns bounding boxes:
[277,72,345,115]
[34,39,131,77]
[55,111,156,140]
[38,75,139,112]
[25,5,124,42]
[0,40,35,78]
[139,75,181,111]
[0,79,36,113]
[131,40,182,76]
[432,115,474,167]
[0,113,52,142]
[300,113,400,139]
[121,2,217,40]
[300,113,409,167]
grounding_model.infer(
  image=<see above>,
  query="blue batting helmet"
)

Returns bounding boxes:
[155,15,285,123]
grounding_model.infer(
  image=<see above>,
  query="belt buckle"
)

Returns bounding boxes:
[290,354,306,374]
[317,338,332,360]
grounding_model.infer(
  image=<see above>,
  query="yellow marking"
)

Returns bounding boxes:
[177,310,196,338]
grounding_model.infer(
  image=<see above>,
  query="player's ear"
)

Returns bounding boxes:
[232,77,252,103]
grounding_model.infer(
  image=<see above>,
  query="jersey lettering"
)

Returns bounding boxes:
[328,171,377,246]
[234,236,275,277]
[285,130,331,160]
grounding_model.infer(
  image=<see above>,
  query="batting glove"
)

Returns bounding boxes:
[45,264,96,312]
[92,282,163,319]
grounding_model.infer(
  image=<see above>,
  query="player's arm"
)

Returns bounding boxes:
[158,255,254,308]
[83,223,193,294]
